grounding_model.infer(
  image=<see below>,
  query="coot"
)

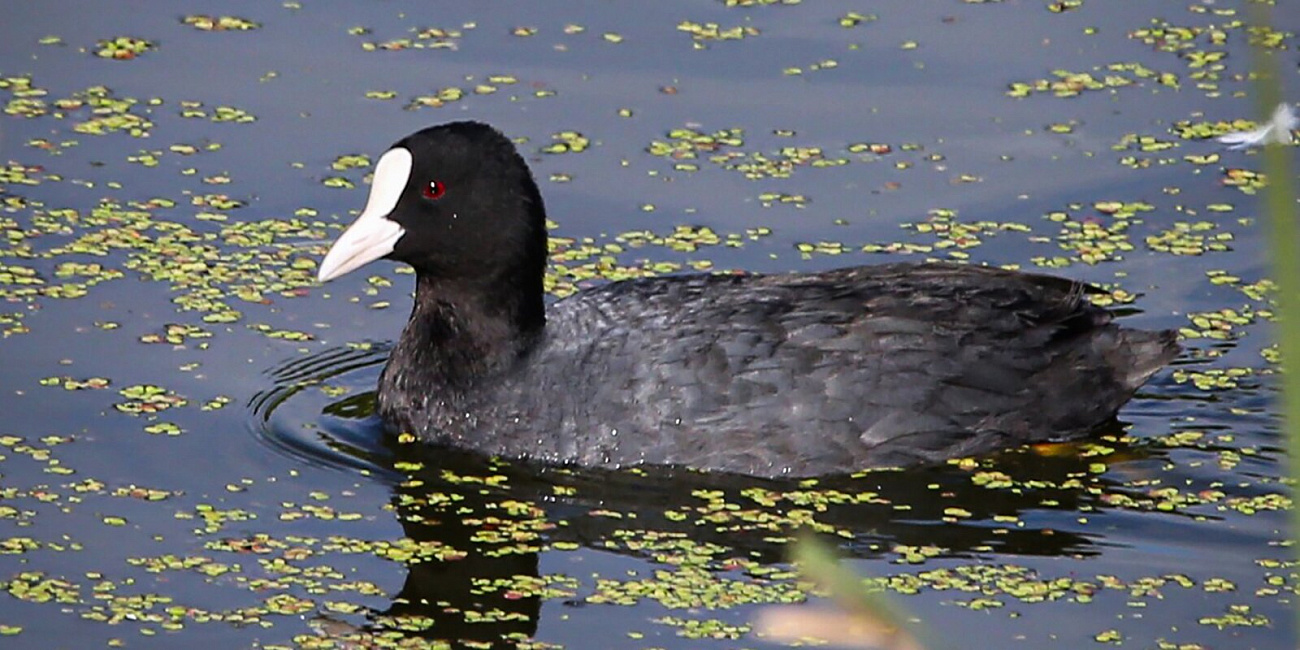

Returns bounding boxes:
[317,121,1178,477]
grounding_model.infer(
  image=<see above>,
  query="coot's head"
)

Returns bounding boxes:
[317,122,547,286]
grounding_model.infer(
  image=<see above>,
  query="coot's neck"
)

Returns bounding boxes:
[382,270,546,396]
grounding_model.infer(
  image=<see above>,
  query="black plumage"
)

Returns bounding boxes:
[318,122,1179,477]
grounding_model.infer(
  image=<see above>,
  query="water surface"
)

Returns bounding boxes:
[0,1,1295,648]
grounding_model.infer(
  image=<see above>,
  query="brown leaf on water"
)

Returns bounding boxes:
[755,606,926,650]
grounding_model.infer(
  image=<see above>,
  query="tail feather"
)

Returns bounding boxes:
[1118,329,1180,390]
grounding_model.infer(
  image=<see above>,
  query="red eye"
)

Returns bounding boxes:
[421,180,446,200]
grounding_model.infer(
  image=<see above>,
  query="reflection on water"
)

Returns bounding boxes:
[250,344,1245,647]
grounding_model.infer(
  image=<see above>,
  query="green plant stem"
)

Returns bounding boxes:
[1247,3,1300,639]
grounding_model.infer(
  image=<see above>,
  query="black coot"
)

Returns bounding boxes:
[317,121,1179,477]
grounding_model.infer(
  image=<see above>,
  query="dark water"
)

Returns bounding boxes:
[1,1,1295,648]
